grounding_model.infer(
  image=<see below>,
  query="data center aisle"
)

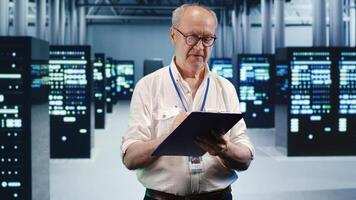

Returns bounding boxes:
[50,102,356,200]
[236,129,356,200]
[50,100,143,200]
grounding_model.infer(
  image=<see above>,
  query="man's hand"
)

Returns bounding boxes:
[172,111,189,131]
[194,130,228,156]
[123,111,189,170]
[194,130,253,171]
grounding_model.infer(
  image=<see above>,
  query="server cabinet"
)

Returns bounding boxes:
[237,54,275,128]
[209,58,234,84]
[275,47,356,156]
[335,50,356,154]
[115,60,135,100]
[49,46,93,158]
[288,49,336,156]
[274,48,289,104]
[111,60,118,104]
[105,57,113,113]
[31,61,49,103]
[0,37,50,200]
[93,53,106,129]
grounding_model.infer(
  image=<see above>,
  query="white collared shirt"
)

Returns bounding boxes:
[121,58,255,195]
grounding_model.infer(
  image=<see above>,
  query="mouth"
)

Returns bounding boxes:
[189,54,204,58]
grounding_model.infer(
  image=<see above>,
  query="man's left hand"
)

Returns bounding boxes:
[194,130,228,156]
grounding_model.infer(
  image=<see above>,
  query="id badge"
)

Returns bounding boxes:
[188,156,203,174]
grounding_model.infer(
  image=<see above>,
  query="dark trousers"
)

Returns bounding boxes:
[144,194,232,200]
[143,187,233,200]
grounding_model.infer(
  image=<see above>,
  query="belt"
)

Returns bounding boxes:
[145,186,231,200]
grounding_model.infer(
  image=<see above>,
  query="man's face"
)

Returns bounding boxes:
[170,7,216,71]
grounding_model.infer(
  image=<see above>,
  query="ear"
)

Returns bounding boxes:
[169,27,176,45]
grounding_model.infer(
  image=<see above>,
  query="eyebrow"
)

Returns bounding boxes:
[186,32,216,38]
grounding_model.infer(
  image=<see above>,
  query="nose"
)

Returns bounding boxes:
[194,39,204,50]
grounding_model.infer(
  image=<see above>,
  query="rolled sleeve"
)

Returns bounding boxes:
[121,79,152,156]
[226,81,255,159]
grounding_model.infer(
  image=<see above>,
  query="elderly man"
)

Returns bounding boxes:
[121,3,254,200]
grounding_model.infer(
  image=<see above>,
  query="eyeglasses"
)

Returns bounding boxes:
[173,27,216,47]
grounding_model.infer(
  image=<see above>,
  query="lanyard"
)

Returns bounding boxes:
[169,65,210,112]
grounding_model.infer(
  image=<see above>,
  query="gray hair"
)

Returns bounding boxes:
[172,3,218,28]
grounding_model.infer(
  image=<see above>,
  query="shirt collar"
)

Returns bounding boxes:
[169,57,210,82]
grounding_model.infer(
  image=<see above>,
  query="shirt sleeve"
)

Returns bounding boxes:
[221,78,256,159]
[121,79,152,157]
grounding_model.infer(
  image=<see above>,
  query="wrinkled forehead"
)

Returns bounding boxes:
[179,6,217,35]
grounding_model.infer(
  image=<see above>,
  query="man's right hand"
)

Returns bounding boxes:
[123,112,189,170]
[172,111,189,131]
[155,111,189,146]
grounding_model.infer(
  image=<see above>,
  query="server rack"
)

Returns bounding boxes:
[115,60,135,100]
[274,48,289,104]
[237,54,275,128]
[111,60,118,105]
[49,45,93,158]
[30,61,49,103]
[335,49,356,155]
[209,58,234,84]
[275,47,356,156]
[105,57,113,113]
[0,37,50,200]
[93,53,106,129]
[288,49,335,156]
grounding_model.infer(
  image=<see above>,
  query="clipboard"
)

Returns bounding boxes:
[152,112,244,157]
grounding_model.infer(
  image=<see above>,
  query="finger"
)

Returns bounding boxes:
[179,112,189,121]
[211,132,226,144]
[195,137,223,155]
[198,132,226,146]
[172,112,189,129]
[196,136,222,149]
[196,136,227,154]
[179,111,189,117]
[194,139,218,156]
[195,137,218,151]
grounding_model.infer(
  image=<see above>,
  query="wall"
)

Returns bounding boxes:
[87,23,174,83]
[87,23,317,82]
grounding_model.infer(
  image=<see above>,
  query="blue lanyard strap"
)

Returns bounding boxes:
[169,66,210,112]
[169,66,188,112]
[201,77,210,111]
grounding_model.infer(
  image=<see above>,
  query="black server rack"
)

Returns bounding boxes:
[288,49,335,156]
[0,37,50,200]
[111,60,118,105]
[115,60,135,100]
[275,63,289,103]
[49,45,93,158]
[105,57,113,113]
[31,61,49,103]
[336,49,356,154]
[275,47,356,156]
[209,58,234,84]
[274,48,289,104]
[274,63,289,104]
[93,53,106,129]
[237,54,275,128]
[143,58,164,76]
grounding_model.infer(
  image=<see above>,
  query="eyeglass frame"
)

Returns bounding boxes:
[173,27,217,47]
